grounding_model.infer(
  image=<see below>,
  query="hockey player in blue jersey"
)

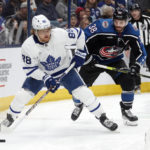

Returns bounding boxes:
[0,15,118,131]
[71,7,147,126]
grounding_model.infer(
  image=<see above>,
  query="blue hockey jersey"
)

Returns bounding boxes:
[84,18,147,65]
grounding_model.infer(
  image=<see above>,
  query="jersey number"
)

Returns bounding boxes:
[22,55,31,64]
[68,32,75,38]
[89,24,97,33]
[67,29,75,38]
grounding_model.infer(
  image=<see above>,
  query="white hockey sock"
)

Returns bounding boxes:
[87,98,104,118]
[72,86,104,118]
[9,88,34,117]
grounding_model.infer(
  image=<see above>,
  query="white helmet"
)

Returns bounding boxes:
[32,15,51,30]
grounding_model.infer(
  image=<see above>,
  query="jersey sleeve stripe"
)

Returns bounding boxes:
[73,27,79,33]
[23,66,38,70]
[23,66,39,76]
[77,28,82,39]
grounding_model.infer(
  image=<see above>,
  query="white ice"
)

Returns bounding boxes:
[1,93,150,150]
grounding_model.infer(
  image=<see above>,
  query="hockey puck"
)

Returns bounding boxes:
[0,139,6,142]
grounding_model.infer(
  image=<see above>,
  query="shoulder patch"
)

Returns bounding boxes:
[102,21,109,28]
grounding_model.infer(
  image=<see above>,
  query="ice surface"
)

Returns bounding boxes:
[1,93,150,150]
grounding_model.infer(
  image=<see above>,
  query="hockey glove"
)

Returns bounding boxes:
[43,75,60,93]
[129,64,140,77]
[71,49,86,68]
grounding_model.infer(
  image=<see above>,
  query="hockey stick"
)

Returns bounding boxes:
[2,63,75,131]
[95,64,150,79]
[25,62,75,116]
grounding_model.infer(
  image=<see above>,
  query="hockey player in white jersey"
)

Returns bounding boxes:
[1,15,118,131]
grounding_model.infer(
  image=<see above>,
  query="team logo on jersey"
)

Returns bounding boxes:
[102,21,109,28]
[99,46,122,59]
[40,55,61,71]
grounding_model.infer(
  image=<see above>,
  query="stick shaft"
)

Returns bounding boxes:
[95,64,150,79]
[25,62,75,117]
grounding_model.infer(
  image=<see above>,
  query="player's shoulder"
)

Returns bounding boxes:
[21,35,39,56]
[51,27,67,36]
[99,18,114,31]
[67,27,84,37]
[84,18,114,37]
[50,28,69,44]
[125,22,140,37]
[22,35,35,49]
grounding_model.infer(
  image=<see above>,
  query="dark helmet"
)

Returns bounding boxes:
[113,7,129,20]
[129,3,141,11]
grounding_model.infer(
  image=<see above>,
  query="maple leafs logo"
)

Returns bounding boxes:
[40,55,61,71]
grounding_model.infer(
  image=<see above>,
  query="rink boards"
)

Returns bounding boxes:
[0,47,150,111]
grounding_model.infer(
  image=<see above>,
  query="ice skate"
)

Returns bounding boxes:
[121,108,138,126]
[97,113,118,131]
[71,103,84,121]
[120,102,138,126]
[0,113,17,132]
[1,113,15,127]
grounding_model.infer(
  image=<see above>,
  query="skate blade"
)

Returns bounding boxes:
[123,120,138,126]
[0,124,14,133]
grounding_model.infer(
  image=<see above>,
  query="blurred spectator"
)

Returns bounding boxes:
[0,1,8,45]
[35,0,42,7]
[2,0,19,19]
[85,0,101,22]
[35,0,58,7]
[84,7,92,22]
[14,2,28,27]
[98,0,115,8]
[79,15,91,29]
[101,5,114,18]
[51,0,59,6]
[5,1,30,44]
[56,0,77,22]
[70,13,78,27]
[115,0,126,8]
[35,0,63,27]
[18,0,37,12]
[76,0,86,7]
[30,0,37,11]
[75,7,86,26]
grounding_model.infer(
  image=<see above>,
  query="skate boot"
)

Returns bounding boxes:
[120,102,138,126]
[71,103,84,121]
[1,113,15,127]
[97,113,118,131]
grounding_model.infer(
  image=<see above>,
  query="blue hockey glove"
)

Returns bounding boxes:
[71,49,86,68]
[129,64,140,77]
[43,75,60,93]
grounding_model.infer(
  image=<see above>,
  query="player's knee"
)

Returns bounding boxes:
[120,75,135,91]
[72,86,95,106]
[10,88,35,112]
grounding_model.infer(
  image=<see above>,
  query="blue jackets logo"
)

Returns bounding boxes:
[40,55,61,71]
[99,46,122,59]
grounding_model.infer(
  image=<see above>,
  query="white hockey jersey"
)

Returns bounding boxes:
[22,28,86,80]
